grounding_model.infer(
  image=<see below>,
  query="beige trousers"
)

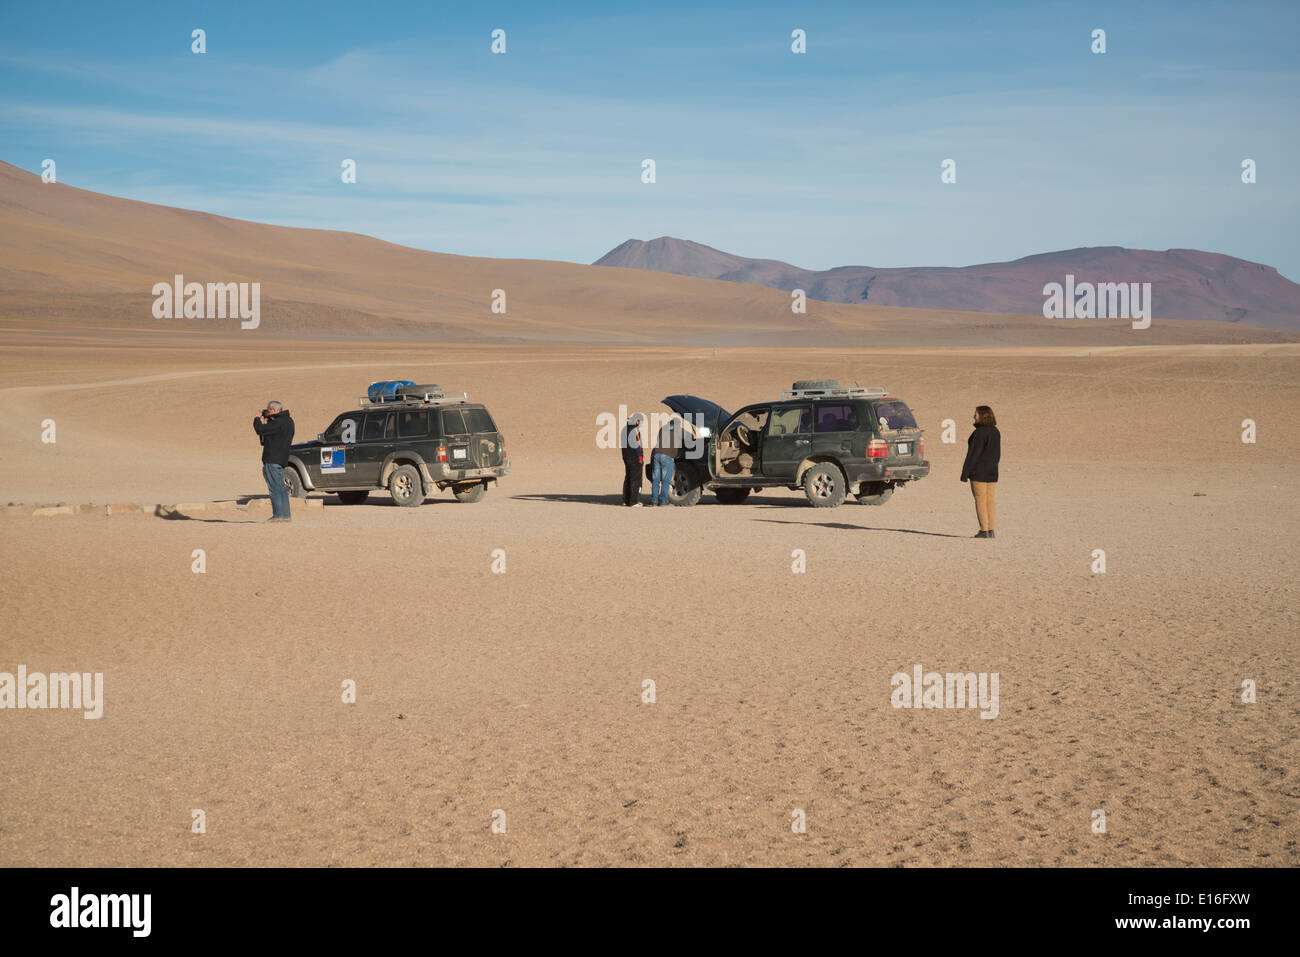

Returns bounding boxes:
[970,480,996,531]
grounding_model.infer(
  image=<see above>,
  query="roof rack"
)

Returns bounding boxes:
[357,390,469,408]
[781,386,889,400]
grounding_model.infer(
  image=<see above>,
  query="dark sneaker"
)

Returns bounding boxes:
[973,530,987,538]
[986,530,995,539]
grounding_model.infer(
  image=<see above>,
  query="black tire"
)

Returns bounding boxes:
[715,487,751,505]
[856,488,894,506]
[668,463,703,507]
[791,379,839,391]
[388,464,425,507]
[337,490,370,505]
[453,481,487,503]
[803,463,847,508]
[283,466,306,499]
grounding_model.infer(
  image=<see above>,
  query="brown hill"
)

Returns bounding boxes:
[596,237,1300,331]
[0,160,1294,346]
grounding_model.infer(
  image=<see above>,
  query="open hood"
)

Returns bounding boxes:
[662,395,731,436]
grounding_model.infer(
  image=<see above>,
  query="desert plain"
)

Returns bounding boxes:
[1,330,1296,866]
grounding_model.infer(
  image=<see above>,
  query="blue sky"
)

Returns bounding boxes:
[2,0,1297,278]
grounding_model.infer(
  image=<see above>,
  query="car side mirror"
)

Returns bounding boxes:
[317,433,324,441]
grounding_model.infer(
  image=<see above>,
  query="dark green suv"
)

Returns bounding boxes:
[659,380,929,507]
[283,384,509,506]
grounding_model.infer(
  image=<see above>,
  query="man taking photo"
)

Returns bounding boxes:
[253,401,295,522]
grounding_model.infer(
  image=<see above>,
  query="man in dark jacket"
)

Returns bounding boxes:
[621,413,645,507]
[253,401,296,522]
[960,405,1000,539]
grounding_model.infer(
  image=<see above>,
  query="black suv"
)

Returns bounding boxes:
[658,380,929,507]
[283,383,509,506]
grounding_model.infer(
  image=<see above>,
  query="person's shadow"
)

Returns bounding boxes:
[235,493,452,508]
[154,505,257,524]
[513,492,627,506]
[757,518,966,538]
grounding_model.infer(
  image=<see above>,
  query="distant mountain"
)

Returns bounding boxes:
[2,160,1294,346]
[595,238,1300,330]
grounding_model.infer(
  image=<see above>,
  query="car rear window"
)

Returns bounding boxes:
[815,403,860,432]
[397,410,428,437]
[441,408,468,434]
[872,400,918,430]
[463,407,496,433]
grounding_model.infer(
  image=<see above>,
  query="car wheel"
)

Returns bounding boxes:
[388,464,425,507]
[855,487,894,506]
[453,481,487,503]
[668,463,703,506]
[803,463,847,507]
[337,490,370,505]
[283,466,305,498]
[714,487,751,505]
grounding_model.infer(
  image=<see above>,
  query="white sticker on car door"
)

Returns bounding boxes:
[320,447,346,473]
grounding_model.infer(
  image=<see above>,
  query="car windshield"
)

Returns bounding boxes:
[872,400,917,431]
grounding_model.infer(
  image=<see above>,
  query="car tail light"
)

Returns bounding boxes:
[919,437,925,456]
[867,438,889,458]
[436,444,447,463]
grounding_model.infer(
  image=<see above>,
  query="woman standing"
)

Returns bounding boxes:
[960,405,1000,539]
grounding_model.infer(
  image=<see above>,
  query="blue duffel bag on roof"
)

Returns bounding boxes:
[367,380,416,402]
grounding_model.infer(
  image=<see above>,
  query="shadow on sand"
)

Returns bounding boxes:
[154,508,259,524]
[235,493,453,508]
[512,492,630,507]
[756,518,968,538]
[154,491,451,522]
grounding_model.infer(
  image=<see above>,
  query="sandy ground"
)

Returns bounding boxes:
[1,334,1297,866]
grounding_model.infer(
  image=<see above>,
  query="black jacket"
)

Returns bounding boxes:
[621,422,644,464]
[253,412,295,466]
[960,424,1000,483]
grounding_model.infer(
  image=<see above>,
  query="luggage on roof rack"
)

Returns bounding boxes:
[782,383,888,400]
[367,380,416,403]
[357,384,468,408]
[395,383,443,400]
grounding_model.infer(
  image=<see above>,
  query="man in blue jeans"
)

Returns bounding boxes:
[650,416,679,507]
[253,401,295,522]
